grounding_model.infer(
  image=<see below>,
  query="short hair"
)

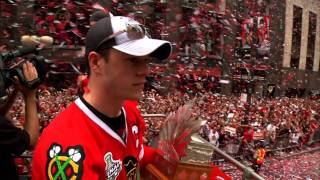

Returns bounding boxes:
[86,11,109,75]
[86,43,111,76]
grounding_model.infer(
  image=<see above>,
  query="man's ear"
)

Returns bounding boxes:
[88,51,102,75]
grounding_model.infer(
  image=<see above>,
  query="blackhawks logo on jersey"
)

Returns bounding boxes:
[46,143,85,180]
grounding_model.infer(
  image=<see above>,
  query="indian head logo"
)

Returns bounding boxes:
[123,156,138,180]
[104,152,122,180]
[46,143,85,180]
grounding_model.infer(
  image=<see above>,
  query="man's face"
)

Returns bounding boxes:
[98,48,149,100]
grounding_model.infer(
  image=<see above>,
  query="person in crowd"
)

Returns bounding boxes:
[200,120,211,141]
[239,125,255,153]
[266,121,276,147]
[251,140,266,173]
[0,61,39,180]
[208,124,220,147]
[89,10,109,26]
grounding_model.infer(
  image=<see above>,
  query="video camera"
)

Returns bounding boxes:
[0,45,47,102]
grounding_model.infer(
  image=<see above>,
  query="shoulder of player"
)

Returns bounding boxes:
[39,102,83,140]
[34,104,90,160]
[49,102,79,124]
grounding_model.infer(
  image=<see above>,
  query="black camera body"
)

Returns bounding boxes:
[0,47,46,102]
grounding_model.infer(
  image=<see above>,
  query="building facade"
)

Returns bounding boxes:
[224,0,320,97]
[280,0,320,96]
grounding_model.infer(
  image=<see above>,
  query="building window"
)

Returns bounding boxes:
[306,11,317,71]
[291,5,303,69]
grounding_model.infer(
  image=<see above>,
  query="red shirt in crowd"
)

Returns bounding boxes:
[242,129,254,143]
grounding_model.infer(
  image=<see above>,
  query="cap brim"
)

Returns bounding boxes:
[112,37,172,60]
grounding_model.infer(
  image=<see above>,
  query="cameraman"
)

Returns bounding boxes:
[0,61,39,179]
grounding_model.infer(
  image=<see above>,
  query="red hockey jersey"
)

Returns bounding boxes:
[32,98,158,180]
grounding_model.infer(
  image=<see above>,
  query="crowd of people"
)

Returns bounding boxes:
[7,85,319,151]
[140,91,320,146]
[140,89,320,175]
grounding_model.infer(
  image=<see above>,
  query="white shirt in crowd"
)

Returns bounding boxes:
[267,123,276,133]
[290,133,301,144]
[267,123,277,140]
[208,129,219,147]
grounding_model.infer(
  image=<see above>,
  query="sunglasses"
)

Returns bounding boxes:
[96,22,150,52]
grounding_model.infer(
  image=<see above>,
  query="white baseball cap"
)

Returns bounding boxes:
[85,16,172,61]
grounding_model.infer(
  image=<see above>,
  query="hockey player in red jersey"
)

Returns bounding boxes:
[32,15,172,179]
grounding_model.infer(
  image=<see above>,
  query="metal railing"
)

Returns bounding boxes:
[191,134,265,180]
